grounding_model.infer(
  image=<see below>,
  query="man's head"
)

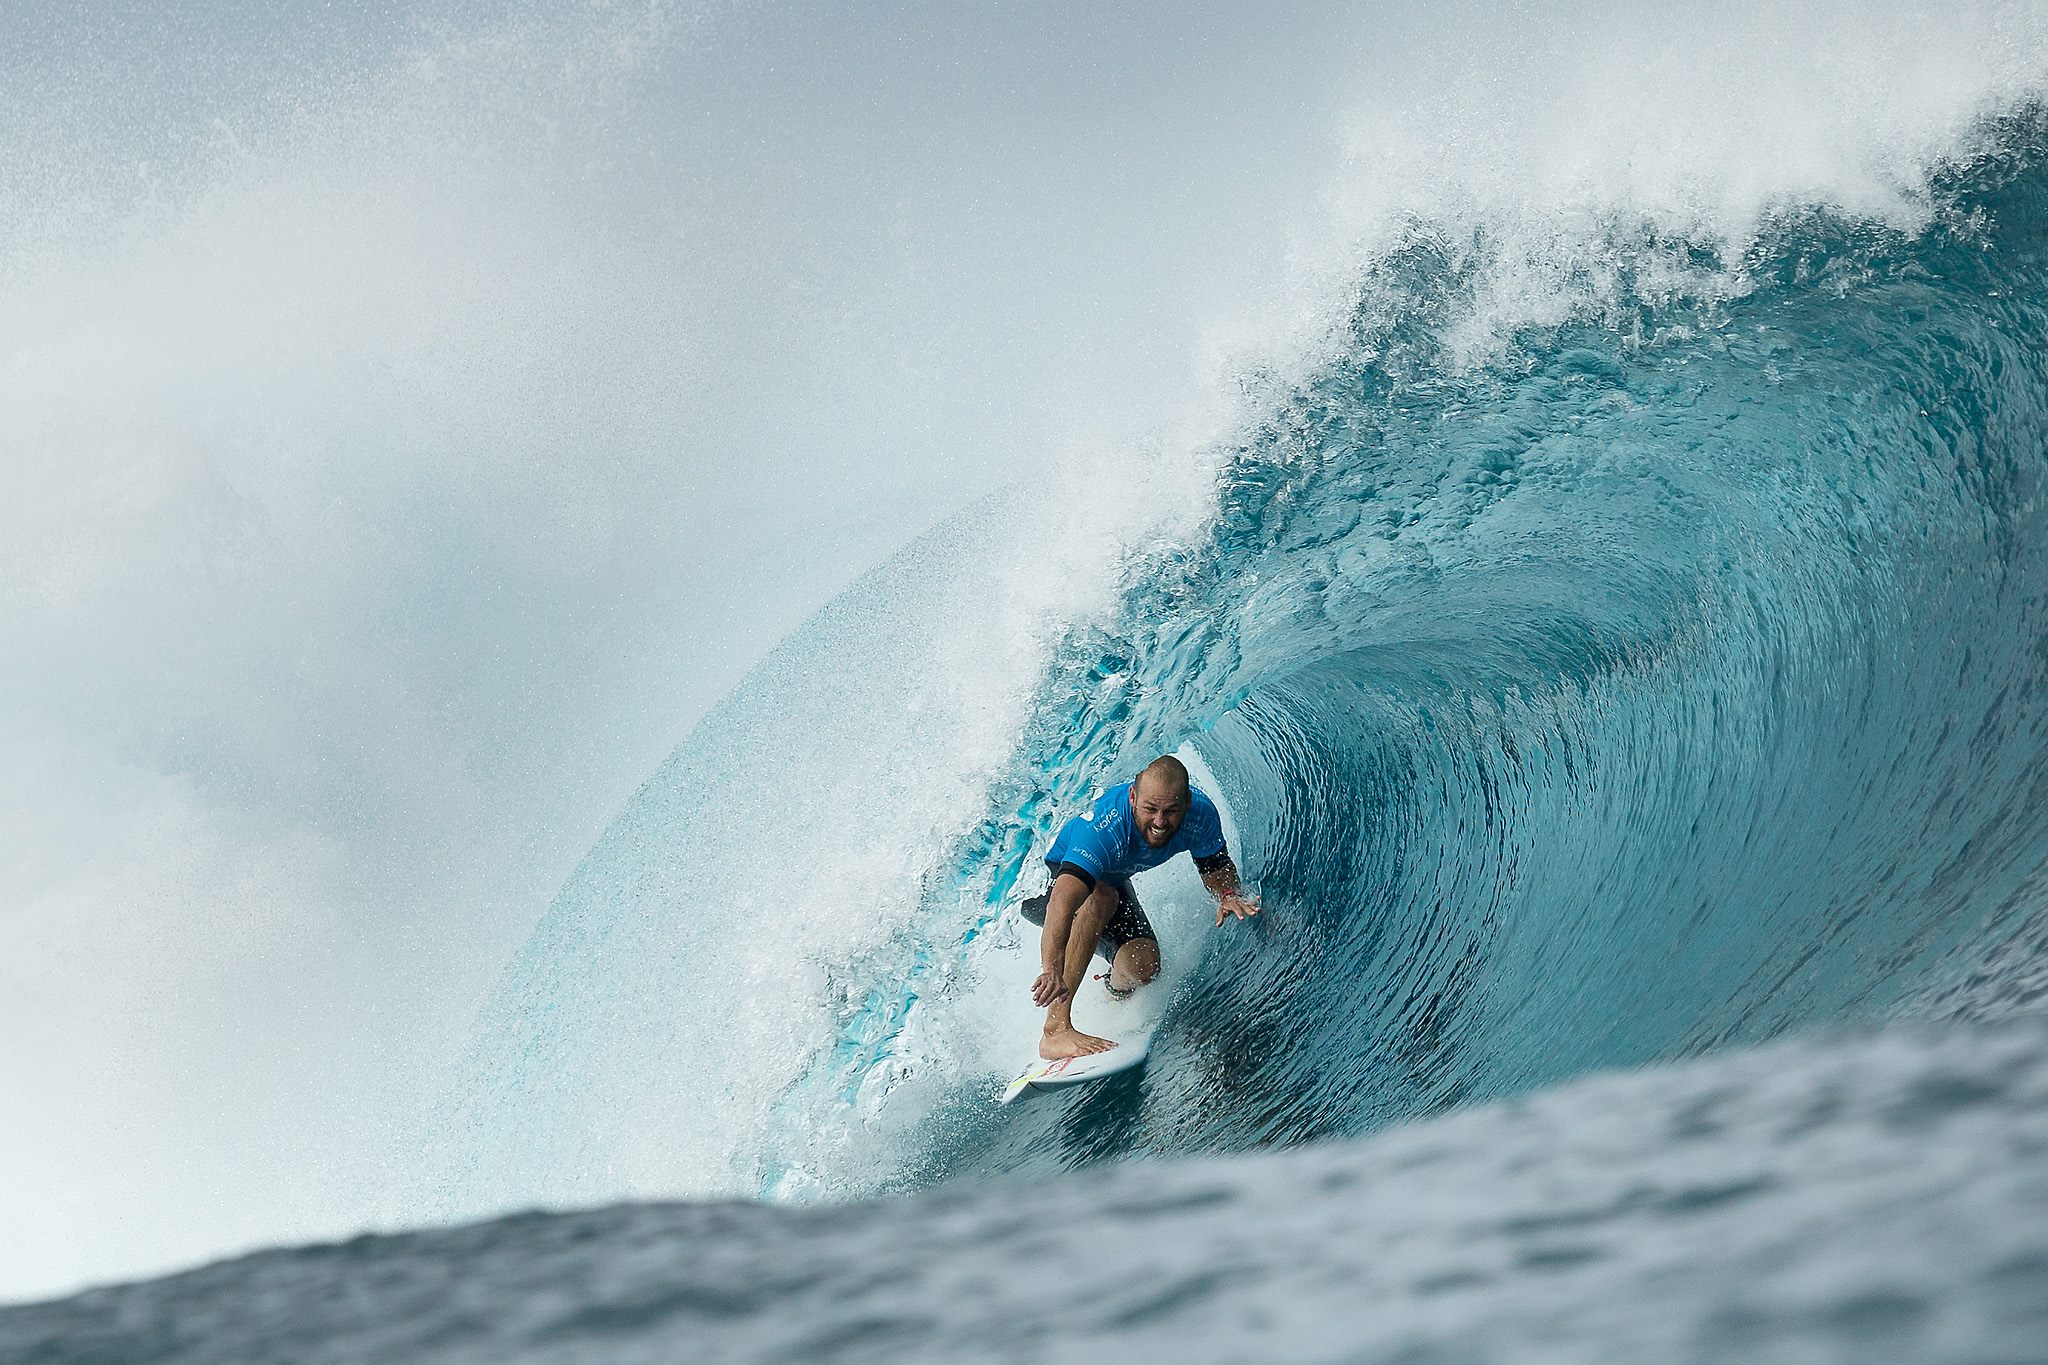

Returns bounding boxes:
[1132,755,1193,848]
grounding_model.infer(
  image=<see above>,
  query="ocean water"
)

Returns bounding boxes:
[11,3,2048,1360]
[7,1019,2046,1361]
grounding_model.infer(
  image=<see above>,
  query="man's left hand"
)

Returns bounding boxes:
[1215,891,1260,926]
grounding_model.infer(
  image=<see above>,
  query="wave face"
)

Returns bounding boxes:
[943,113,2048,1175]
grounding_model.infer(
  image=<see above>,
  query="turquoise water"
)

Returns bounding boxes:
[954,112,2048,1173]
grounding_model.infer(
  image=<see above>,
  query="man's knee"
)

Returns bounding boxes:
[1118,937,1160,983]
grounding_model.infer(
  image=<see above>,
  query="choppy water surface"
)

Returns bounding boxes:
[7,1017,2045,1362]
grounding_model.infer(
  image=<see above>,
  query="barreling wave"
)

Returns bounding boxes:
[452,108,2048,1209]
[931,107,2048,1177]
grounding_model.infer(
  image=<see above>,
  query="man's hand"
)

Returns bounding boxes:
[1032,966,1072,1006]
[1214,890,1260,927]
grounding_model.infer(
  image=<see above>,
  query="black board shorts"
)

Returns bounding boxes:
[1019,874,1155,965]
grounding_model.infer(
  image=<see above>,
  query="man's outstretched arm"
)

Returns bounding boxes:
[1197,851,1259,926]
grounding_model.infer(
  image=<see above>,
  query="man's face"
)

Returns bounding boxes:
[1133,777,1191,848]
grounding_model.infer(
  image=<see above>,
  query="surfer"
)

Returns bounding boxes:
[1021,755,1258,1058]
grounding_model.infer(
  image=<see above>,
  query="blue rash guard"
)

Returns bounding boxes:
[1044,781,1228,889]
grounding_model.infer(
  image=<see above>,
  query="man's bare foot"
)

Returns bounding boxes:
[1040,1025,1117,1059]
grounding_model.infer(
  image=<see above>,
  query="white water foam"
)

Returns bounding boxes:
[1244,0,2048,383]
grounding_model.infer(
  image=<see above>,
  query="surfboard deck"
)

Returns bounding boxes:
[999,977,1162,1104]
[1001,1028,1153,1102]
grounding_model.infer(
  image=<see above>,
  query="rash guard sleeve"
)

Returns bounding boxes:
[1044,809,1114,886]
[1055,837,1110,884]
[1049,860,1099,892]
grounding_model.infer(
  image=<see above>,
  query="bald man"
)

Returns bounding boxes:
[1020,755,1258,1058]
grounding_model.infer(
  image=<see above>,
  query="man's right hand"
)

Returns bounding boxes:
[1031,967,1070,1006]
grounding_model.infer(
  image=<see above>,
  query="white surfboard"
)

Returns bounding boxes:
[1000,1028,1154,1102]
[1000,976,1162,1104]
